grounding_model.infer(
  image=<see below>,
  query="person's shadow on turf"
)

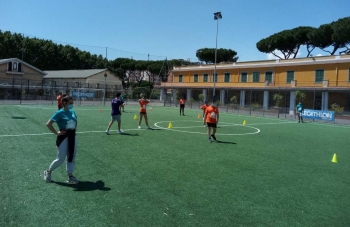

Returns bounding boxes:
[119,132,139,136]
[53,180,111,191]
[215,140,237,145]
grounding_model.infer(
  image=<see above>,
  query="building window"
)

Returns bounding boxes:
[203,73,208,82]
[18,63,22,72]
[213,73,218,82]
[8,62,12,71]
[286,71,294,83]
[252,72,260,82]
[315,70,324,83]
[224,72,230,82]
[241,72,248,82]
[179,74,183,82]
[194,74,198,82]
[265,71,273,83]
[13,62,18,71]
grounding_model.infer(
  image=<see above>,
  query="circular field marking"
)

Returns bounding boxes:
[154,120,260,136]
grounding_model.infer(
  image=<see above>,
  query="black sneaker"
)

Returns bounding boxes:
[211,134,217,141]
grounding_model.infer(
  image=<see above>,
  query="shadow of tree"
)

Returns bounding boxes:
[53,180,111,192]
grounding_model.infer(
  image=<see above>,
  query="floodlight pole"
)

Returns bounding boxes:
[213,12,222,102]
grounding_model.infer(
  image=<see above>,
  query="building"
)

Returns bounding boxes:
[0,58,46,99]
[157,55,350,113]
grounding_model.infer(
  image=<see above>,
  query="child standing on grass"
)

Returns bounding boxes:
[44,95,79,184]
[106,93,125,134]
[138,95,151,129]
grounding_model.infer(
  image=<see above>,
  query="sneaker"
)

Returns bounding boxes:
[106,130,110,135]
[147,126,152,129]
[138,126,141,129]
[208,138,212,143]
[211,134,217,141]
[44,170,51,183]
[67,176,79,184]
[118,130,124,133]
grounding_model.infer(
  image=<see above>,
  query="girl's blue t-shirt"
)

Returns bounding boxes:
[50,109,77,130]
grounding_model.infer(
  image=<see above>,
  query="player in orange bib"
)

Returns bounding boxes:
[200,101,209,118]
[138,95,151,129]
[203,101,219,143]
[56,92,63,110]
[179,98,185,116]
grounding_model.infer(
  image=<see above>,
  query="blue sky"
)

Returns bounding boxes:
[1,0,349,62]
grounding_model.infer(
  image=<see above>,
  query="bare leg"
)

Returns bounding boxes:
[118,121,121,131]
[138,114,143,127]
[144,114,149,127]
[107,121,114,131]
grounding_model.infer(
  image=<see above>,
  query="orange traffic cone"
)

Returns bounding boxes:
[198,114,201,119]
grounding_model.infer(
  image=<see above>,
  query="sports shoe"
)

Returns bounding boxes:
[118,130,124,133]
[208,138,212,143]
[211,134,217,141]
[44,170,51,183]
[106,130,110,135]
[147,126,152,129]
[67,176,79,184]
[138,126,141,129]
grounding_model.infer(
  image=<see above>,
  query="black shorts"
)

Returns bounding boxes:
[180,104,185,108]
[207,123,217,128]
[140,112,147,115]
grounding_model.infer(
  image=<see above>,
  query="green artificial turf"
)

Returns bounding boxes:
[0,104,349,227]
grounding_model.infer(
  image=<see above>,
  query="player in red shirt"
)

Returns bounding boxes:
[56,92,63,110]
[179,98,185,116]
[203,101,219,143]
[138,95,151,129]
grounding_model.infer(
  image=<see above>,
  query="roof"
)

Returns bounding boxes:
[0,58,47,75]
[44,69,107,79]
[173,55,350,72]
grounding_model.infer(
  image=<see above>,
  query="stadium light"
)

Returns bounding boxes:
[213,11,222,102]
[104,72,107,105]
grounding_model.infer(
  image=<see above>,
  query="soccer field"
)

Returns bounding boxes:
[1,104,349,227]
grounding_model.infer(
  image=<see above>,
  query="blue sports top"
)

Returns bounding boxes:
[50,109,77,130]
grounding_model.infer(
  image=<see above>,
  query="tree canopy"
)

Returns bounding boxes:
[196,48,238,64]
[256,17,350,58]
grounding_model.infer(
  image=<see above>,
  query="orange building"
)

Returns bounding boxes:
[157,55,350,114]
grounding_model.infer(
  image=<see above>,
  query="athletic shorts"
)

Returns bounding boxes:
[140,112,147,115]
[111,115,121,122]
[180,104,185,108]
[207,122,217,128]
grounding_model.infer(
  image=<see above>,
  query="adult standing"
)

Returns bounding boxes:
[44,95,79,184]
[203,101,219,143]
[106,93,125,134]
[179,97,185,116]
[296,101,304,123]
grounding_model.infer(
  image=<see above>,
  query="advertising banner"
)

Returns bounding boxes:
[72,91,95,98]
[302,109,335,121]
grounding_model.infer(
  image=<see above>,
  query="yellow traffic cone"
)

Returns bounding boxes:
[243,120,247,126]
[198,114,201,119]
[134,115,138,120]
[168,122,173,129]
[331,153,338,163]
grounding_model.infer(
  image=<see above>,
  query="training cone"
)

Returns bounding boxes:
[243,120,247,126]
[198,114,201,119]
[134,115,138,120]
[254,115,256,118]
[99,109,102,112]
[331,153,338,163]
[168,122,173,129]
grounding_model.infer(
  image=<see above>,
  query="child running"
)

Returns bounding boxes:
[203,101,219,143]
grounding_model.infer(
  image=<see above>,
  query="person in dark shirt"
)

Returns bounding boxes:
[106,93,125,134]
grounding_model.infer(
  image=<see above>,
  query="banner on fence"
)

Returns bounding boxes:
[302,109,335,121]
[72,91,95,98]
